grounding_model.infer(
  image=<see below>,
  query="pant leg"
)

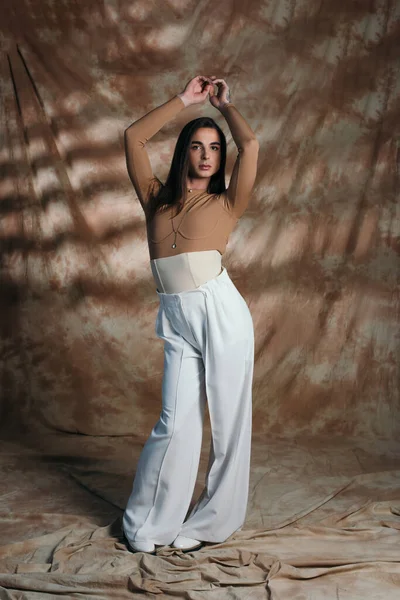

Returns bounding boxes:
[122,302,206,546]
[179,276,255,543]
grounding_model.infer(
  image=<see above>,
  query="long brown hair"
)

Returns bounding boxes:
[146,117,227,222]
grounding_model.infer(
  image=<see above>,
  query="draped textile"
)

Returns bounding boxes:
[0,0,399,597]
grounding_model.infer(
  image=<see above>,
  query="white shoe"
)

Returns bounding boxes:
[172,535,203,551]
[129,540,155,553]
[123,532,155,553]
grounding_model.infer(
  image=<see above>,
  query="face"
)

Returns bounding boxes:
[188,127,221,179]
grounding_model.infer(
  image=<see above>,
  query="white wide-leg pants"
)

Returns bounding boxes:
[123,267,254,545]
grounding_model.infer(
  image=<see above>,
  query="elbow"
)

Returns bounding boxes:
[124,128,134,147]
[124,127,146,149]
[124,123,142,139]
[124,125,138,139]
[244,137,259,150]
[239,138,259,154]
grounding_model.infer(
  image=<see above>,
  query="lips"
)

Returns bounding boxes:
[199,165,211,170]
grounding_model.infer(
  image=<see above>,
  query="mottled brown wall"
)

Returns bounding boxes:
[0,0,399,439]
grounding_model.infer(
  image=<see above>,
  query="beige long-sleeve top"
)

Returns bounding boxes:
[124,95,258,260]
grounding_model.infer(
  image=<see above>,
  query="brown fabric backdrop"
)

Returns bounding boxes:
[1,1,400,598]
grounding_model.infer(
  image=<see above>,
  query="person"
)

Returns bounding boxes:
[122,75,259,554]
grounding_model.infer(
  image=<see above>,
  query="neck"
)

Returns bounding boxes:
[186,176,210,191]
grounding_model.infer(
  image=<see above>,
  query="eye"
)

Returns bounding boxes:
[191,145,201,150]
[211,146,220,151]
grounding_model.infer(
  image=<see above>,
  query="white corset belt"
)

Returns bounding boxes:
[150,250,222,294]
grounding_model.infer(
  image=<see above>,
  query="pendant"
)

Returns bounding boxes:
[172,243,176,249]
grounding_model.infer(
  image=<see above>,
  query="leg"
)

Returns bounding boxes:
[123,305,206,546]
[179,281,254,542]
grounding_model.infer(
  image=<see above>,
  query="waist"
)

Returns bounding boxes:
[150,250,222,293]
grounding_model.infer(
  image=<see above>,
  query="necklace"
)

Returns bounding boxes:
[170,188,205,249]
[171,207,187,249]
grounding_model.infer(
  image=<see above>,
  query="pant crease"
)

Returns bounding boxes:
[133,334,184,543]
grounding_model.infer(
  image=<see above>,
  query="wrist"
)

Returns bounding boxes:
[219,101,233,111]
[177,93,191,107]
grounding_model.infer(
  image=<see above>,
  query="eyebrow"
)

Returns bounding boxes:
[191,140,221,146]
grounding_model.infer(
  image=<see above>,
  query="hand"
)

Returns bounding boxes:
[208,76,231,110]
[178,75,213,106]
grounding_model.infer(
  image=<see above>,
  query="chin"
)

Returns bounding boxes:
[197,170,216,177]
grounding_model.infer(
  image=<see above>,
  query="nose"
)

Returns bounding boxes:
[201,148,209,160]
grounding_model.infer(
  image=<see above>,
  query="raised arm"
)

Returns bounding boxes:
[124,75,214,215]
[124,96,186,213]
[209,77,259,219]
[221,104,259,219]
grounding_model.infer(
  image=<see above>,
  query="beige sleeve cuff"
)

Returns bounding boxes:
[177,93,190,107]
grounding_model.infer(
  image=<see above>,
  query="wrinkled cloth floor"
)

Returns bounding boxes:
[0,430,400,598]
